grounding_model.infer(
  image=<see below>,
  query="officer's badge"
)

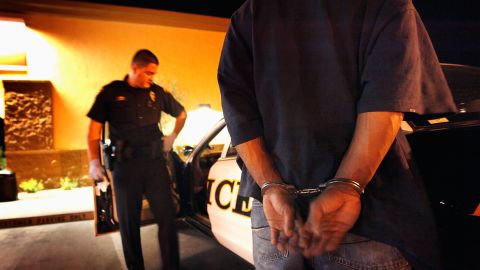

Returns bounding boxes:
[149,91,156,102]
[116,95,126,101]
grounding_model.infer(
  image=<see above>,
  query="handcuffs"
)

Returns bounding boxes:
[260,178,364,198]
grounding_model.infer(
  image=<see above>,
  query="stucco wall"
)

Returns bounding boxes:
[3,81,53,150]
[0,8,228,150]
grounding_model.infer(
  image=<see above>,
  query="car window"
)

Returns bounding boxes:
[202,126,230,158]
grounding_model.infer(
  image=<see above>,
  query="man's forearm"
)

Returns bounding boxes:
[235,137,282,187]
[172,110,187,135]
[335,111,404,188]
[87,120,103,162]
[87,139,101,162]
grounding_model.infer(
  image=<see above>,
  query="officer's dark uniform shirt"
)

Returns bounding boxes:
[87,76,184,146]
[218,0,457,269]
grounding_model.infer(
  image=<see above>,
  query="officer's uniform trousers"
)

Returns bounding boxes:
[112,153,179,270]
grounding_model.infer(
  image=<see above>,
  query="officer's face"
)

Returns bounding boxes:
[132,63,158,88]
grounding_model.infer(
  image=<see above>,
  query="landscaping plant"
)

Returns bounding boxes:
[19,178,45,193]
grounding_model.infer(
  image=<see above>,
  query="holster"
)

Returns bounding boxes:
[101,141,115,171]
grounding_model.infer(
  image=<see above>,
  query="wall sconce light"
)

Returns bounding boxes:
[0,17,28,75]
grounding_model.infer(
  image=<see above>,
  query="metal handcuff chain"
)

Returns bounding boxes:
[261,178,364,199]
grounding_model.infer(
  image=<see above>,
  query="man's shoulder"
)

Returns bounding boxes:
[377,0,414,16]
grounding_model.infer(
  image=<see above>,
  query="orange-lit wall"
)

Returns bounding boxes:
[0,10,228,150]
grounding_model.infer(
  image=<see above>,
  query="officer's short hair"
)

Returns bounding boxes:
[131,49,159,67]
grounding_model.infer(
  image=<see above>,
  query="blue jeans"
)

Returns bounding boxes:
[251,199,411,270]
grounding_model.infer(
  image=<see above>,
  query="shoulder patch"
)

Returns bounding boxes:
[149,91,156,102]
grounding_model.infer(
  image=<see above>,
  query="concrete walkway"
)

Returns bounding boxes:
[0,187,254,269]
[0,187,93,220]
[0,220,253,270]
[0,187,94,229]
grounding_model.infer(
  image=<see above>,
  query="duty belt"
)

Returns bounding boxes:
[114,139,163,162]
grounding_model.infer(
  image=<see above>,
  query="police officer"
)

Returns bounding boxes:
[87,49,187,270]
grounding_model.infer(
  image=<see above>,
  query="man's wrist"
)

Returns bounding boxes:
[324,177,364,196]
[260,182,296,197]
[90,159,101,166]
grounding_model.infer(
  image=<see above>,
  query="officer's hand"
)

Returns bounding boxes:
[89,159,106,181]
[262,186,301,252]
[162,132,177,152]
[299,183,361,257]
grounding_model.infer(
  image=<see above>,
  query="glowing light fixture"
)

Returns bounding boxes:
[0,17,28,74]
[175,104,226,146]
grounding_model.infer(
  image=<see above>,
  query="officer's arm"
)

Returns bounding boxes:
[162,110,186,152]
[172,110,187,136]
[87,119,106,181]
[87,120,103,162]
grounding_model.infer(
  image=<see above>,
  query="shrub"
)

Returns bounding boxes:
[19,178,45,193]
[59,177,79,190]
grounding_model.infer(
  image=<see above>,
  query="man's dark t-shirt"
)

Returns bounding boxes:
[87,78,184,146]
[218,0,457,269]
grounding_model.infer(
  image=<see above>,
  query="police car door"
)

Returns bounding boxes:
[205,128,253,264]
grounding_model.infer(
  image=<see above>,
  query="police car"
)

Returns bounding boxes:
[177,118,253,264]
[177,63,480,269]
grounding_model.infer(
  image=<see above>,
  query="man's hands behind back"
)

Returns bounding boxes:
[299,184,361,257]
[262,186,302,253]
[265,183,361,257]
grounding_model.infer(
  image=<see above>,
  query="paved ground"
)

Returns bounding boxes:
[0,187,254,270]
[0,220,254,270]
